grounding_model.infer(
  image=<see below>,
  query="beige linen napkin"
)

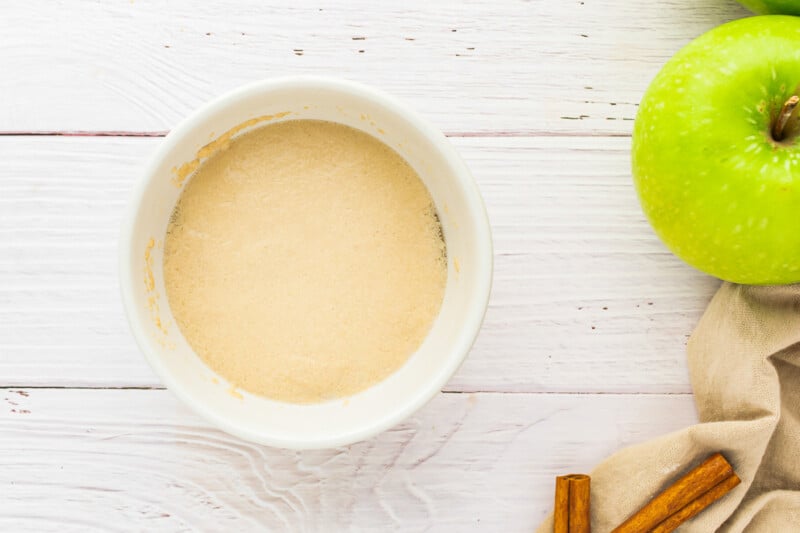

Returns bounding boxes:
[537,283,800,532]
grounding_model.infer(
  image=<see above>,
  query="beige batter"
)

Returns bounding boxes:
[163,119,447,404]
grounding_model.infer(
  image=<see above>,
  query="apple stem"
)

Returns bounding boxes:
[772,95,799,142]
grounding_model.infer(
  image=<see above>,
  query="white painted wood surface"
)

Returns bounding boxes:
[1,0,747,135]
[0,136,719,392]
[0,0,743,530]
[0,389,697,531]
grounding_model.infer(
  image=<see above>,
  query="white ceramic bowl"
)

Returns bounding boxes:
[120,77,492,449]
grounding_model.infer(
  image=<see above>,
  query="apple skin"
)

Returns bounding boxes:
[737,0,800,16]
[632,16,800,285]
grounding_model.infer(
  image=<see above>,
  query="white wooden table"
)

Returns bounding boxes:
[0,1,749,530]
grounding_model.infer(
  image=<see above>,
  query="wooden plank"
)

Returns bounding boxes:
[0,0,748,135]
[454,137,720,393]
[0,136,718,391]
[0,388,697,530]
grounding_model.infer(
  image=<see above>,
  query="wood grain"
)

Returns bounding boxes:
[0,389,697,531]
[0,136,719,391]
[0,0,748,135]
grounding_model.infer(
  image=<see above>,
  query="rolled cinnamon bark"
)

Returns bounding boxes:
[650,473,741,533]
[554,476,571,533]
[611,453,735,533]
[554,474,591,533]
[567,475,591,533]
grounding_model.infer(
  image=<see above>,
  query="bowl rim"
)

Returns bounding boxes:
[119,76,493,449]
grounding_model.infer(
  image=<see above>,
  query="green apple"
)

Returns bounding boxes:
[632,16,800,285]
[737,0,800,16]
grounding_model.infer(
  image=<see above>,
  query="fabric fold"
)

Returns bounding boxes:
[537,284,800,532]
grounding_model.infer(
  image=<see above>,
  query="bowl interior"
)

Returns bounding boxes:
[122,79,492,448]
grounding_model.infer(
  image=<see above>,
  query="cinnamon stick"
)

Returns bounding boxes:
[568,475,591,533]
[611,453,736,533]
[554,474,591,533]
[554,476,571,533]
[650,473,741,533]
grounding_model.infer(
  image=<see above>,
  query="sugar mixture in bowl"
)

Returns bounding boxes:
[163,119,447,403]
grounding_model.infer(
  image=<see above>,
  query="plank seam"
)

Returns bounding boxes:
[0,131,633,139]
[0,386,692,396]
